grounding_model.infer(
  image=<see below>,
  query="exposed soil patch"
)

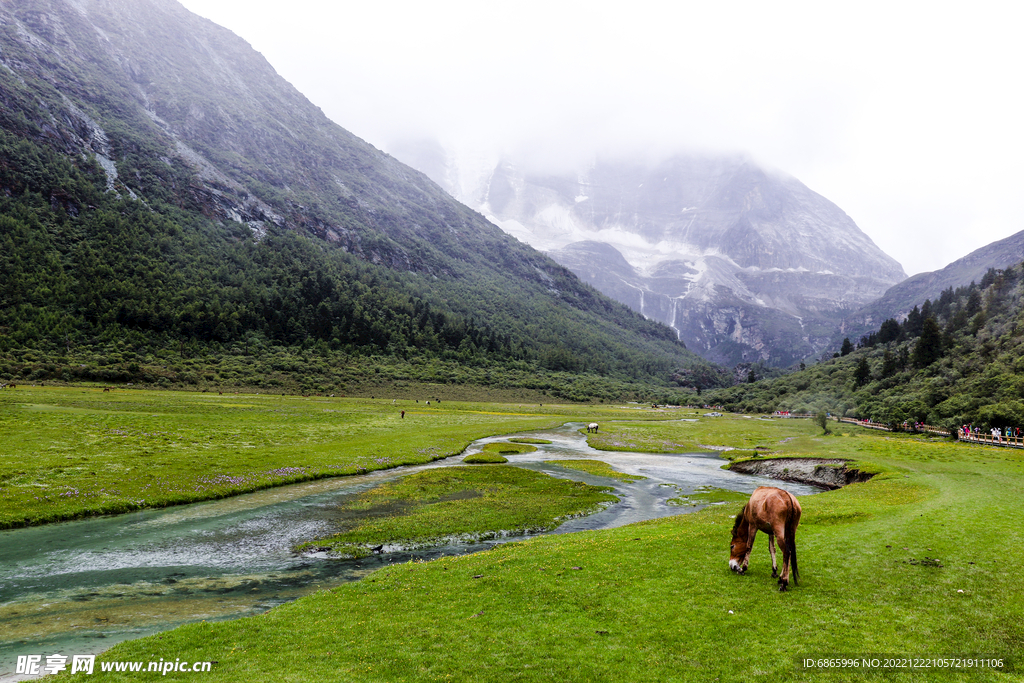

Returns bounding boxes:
[728,458,874,489]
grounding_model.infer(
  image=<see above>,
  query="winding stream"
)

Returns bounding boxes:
[0,422,822,677]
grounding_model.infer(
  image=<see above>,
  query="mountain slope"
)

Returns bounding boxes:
[0,0,724,394]
[708,259,1024,430]
[392,146,906,367]
[839,228,1024,343]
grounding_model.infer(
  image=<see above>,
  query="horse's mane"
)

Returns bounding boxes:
[731,507,746,535]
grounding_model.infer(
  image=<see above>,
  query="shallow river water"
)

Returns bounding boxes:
[0,422,821,677]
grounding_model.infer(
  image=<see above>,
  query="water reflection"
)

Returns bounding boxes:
[0,422,820,677]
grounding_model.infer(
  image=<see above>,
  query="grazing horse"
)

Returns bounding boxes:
[586,422,599,433]
[729,486,801,591]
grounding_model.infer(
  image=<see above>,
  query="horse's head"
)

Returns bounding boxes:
[729,514,748,573]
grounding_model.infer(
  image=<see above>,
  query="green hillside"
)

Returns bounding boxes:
[708,264,1024,430]
[0,0,728,399]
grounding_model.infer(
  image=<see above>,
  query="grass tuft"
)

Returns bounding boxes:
[295,466,617,556]
[463,453,509,464]
[544,459,646,483]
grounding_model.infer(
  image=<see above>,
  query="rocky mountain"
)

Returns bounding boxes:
[839,228,1024,344]
[0,0,723,393]
[392,145,907,367]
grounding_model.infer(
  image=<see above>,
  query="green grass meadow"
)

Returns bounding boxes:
[4,390,1022,681]
[298,466,616,556]
[544,459,647,483]
[0,386,635,528]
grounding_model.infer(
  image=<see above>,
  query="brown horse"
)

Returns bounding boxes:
[729,486,801,591]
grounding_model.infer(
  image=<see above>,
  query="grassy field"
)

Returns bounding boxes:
[544,459,647,483]
[586,415,812,454]
[297,466,617,556]
[7,393,1023,680]
[76,411,1024,682]
[0,386,655,528]
[481,443,539,455]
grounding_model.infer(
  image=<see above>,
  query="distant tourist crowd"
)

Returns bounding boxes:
[959,425,1022,441]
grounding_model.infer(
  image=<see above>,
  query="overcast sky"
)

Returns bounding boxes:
[179,0,1023,276]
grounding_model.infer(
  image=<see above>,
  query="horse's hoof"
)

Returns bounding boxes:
[771,570,779,578]
[778,584,788,592]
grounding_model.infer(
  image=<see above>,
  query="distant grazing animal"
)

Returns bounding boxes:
[729,486,801,591]
[586,423,599,433]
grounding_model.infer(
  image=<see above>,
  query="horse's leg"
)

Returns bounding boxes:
[768,534,778,578]
[741,527,757,572]
[775,523,790,591]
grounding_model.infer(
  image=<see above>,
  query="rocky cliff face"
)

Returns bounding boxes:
[393,147,907,366]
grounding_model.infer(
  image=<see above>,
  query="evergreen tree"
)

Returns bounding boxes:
[980,267,998,289]
[966,287,982,316]
[913,317,942,368]
[902,306,924,339]
[881,348,897,378]
[878,318,901,344]
[840,338,854,356]
[854,356,871,387]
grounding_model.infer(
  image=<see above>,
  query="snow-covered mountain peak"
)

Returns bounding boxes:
[392,141,906,365]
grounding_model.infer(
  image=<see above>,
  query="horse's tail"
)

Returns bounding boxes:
[786,498,799,586]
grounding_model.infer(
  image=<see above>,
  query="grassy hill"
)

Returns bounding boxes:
[708,262,1024,431]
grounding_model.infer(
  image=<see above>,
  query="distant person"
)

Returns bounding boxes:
[401,410,405,419]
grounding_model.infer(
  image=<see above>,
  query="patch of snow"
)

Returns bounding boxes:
[65,0,89,15]
[482,213,541,249]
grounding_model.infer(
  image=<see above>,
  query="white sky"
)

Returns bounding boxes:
[178,0,1024,276]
